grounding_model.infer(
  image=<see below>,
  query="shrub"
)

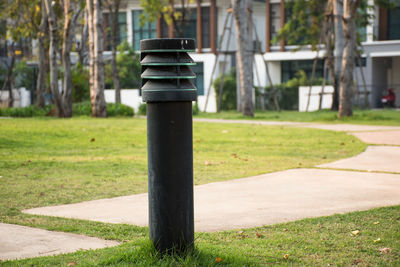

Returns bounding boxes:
[0,105,50,117]
[72,101,92,116]
[192,102,199,115]
[72,101,134,117]
[105,41,141,89]
[213,68,237,111]
[256,70,326,111]
[138,103,147,116]
[71,63,90,103]
[107,103,134,117]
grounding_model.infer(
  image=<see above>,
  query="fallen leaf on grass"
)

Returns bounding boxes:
[256,232,263,238]
[90,138,95,142]
[379,248,391,254]
[351,230,360,236]
[283,254,289,259]
[373,221,380,225]
[215,257,223,263]
[373,238,381,243]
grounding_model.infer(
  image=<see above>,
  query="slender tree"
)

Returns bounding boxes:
[104,0,122,103]
[332,0,344,110]
[44,0,63,116]
[338,0,360,117]
[86,0,107,117]
[61,0,82,117]
[36,0,48,108]
[0,0,43,107]
[232,0,254,117]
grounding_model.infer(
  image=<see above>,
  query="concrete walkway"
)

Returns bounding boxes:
[3,119,400,261]
[194,118,400,132]
[0,223,119,261]
[24,169,400,232]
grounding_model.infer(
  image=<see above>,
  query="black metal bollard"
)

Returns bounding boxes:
[140,38,197,253]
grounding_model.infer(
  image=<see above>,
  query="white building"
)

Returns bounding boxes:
[103,0,400,110]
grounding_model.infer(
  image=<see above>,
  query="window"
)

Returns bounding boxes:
[159,6,211,49]
[175,9,197,41]
[270,3,281,45]
[132,10,156,51]
[281,60,324,83]
[103,12,127,51]
[201,7,210,48]
[388,6,400,40]
[192,62,204,96]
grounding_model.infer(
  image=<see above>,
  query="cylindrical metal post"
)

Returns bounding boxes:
[140,39,197,253]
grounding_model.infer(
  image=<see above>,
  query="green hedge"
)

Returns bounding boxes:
[0,106,50,117]
[72,101,134,117]
[0,102,134,117]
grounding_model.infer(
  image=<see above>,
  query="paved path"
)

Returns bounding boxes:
[24,169,400,232]
[0,223,119,261]
[4,119,400,261]
[319,146,400,173]
[194,118,400,132]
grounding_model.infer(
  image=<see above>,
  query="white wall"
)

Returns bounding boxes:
[190,52,217,112]
[104,89,142,112]
[0,88,31,108]
[299,86,334,112]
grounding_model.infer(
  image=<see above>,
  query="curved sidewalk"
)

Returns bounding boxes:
[23,119,400,232]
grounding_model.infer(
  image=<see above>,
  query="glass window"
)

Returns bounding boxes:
[157,7,211,49]
[270,3,281,45]
[201,7,210,48]
[175,9,197,41]
[192,62,204,96]
[132,10,156,51]
[281,60,324,83]
[104,12,127,51]
[388,6,400,40]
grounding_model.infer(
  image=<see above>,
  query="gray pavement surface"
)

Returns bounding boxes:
[0,223,119,261]
[194,118,400,132]
[319,146,400,173]
[24,168,400,232]
[350,130,400,145]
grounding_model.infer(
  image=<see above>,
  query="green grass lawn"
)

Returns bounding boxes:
[0,117,398,266]
[195,109,400,126]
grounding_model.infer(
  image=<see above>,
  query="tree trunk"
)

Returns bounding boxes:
[232,0,254,117]
[62,1,81,118]
[338,0,360,118]
[332,0,344,110]
[108,0,121,104]
[1,43,15,108]
[87,0,107,117]
[36,0,47,108]
[79,10,89,66]
[44,0,63,117]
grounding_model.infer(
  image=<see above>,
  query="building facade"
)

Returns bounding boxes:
[103,0,400,111]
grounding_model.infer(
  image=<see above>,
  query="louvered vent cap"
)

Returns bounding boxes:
[140,38,197,102]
